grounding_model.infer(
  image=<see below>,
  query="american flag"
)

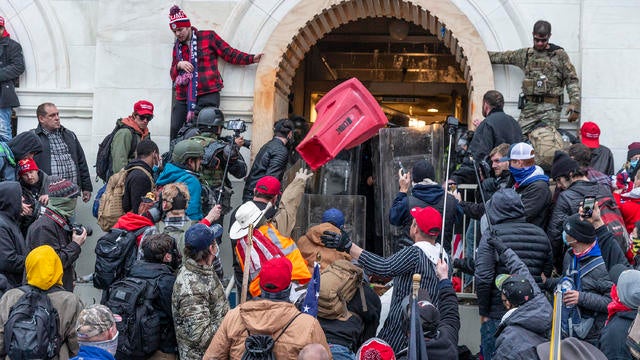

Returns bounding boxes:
[301,262,320,317]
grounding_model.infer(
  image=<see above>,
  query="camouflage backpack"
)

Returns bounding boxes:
[528,126,564,172]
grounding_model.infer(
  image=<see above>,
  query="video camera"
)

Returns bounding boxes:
[222,119,251,148]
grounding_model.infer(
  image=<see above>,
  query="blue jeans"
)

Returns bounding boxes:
[0,108,11,142]
[481,318,499,360]
[329,344,355,360]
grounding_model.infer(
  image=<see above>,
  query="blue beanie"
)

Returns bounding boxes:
[322,208,345,229]
[185,223,221,251]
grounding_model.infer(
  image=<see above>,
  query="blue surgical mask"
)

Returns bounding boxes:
[562,231,575,246]
[152,165,159,175]
[631,159,639,168]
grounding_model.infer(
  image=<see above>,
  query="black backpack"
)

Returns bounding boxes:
[105,277,161,358]
[94,227,148,290]
[241,313,301,360]
[3,285,62,360]
[95,121,138,183]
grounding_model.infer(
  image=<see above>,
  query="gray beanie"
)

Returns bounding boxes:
[618,269,640,310]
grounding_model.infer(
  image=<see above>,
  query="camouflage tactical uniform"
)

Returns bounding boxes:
[172,257,230,360]
[489,44,581,134]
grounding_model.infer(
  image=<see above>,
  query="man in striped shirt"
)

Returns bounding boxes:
[322,206,449,353]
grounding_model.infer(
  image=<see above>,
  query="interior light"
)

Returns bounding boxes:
[427,108,439,113]
[409,118,426,128]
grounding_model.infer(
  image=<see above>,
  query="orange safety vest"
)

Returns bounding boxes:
[236,223,311,297]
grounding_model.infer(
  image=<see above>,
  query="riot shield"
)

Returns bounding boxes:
[291,194,367,249]
[375,125,445,256]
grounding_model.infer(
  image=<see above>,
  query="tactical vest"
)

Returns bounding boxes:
[522,45,567,98]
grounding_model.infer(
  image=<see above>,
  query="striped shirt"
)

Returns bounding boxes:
[43,128,77,185]
[358,245,440,352]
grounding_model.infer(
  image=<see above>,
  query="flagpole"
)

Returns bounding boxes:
[241,224,254,304]
[549,289,562,360]
[412,274,421,298]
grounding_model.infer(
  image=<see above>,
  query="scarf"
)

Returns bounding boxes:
[174,28,198,122]
[121,116,150,139]
[607,284,631,322]
[46,197,77,219]
[570,240,602,291]
[510,165,549,187]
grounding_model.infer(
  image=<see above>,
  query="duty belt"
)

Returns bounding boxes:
[525,95,561,105]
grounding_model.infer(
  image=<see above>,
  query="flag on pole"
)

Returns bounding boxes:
[408,295,429,360]
[302,262,320,317]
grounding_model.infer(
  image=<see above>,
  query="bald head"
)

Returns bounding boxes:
[298,343,330,360]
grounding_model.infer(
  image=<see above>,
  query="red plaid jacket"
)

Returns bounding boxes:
[170,28,255,100]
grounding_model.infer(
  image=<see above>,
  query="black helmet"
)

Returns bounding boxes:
[197,107,225,131]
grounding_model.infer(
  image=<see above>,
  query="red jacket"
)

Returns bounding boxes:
[170,28,255,100]
[614,191,640,233]
[113,212,155,246]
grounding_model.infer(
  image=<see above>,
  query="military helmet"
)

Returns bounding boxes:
[172,139,204,164]
[197,107,225,131]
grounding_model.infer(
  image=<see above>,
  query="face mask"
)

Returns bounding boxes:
[152,165,159,175]
[509,165,535,183]
[79,331,119,355]
[562,231,575,246]
[631,159,639,168]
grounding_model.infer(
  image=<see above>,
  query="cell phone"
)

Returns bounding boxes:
[583,196,596,218]
[398,161,407,175]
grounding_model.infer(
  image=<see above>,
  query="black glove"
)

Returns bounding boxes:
[487,235,507,254]
[321,230,352,253]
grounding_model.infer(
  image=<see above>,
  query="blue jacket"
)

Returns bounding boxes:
[71,345,115,360]
[156,163,203,220]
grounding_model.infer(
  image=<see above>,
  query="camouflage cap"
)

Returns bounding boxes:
[76,304,121,339]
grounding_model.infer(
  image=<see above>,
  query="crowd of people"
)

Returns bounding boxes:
[0,5,638,360]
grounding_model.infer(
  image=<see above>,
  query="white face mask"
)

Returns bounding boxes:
[79,331,119,355]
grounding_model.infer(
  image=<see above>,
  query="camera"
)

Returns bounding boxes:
[71,224,93,237]
[446,115,459,136]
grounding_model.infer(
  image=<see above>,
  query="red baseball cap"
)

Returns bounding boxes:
[133,100,154,116]
[259,257,292,293]
[254,176,281,196]
[410,206,442,236]
[18,158,38,176]
[580,122,600,149]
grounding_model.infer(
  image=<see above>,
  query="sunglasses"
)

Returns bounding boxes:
[533,37,549,43]
[139,115,153,122]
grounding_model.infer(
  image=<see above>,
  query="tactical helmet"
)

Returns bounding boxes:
[172,139,204,164]
[197,107,225,131]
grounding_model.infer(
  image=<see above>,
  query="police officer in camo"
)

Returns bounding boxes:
[172,223,229,360]
[489,20,581,135]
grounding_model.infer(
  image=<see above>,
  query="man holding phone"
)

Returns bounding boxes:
[389,159,459,253]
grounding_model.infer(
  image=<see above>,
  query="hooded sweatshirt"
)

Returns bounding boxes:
[113,212,155,246]
[0,181,27,286]
[8,130,42,161]
[26,245,63,290]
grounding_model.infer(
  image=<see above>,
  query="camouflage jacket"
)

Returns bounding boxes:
[489,44,581,110]
[172,257,230,360]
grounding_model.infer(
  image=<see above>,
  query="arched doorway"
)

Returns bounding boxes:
[252,0,494,152]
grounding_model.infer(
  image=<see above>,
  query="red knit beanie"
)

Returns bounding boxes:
[169,6,191,30]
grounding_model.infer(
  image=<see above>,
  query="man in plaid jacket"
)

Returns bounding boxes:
[168,5,262,140]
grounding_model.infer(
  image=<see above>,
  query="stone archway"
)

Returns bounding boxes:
[251,0,494,154]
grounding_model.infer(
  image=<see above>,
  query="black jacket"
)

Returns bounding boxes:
[242,137,288,201]
[590,145,615,176]
[507,174,552,229]
[33,124,93,192]
[8,131,43,161]
[0,36,24,108]
[459,172,511,220]
[547,180,613,270]
[127,261,177,355]
[452,109,522,184]
[0,182,27,287]
[599,310,635,360]
[397,279,460,360]
[493,249,552,360]
[475,189,553,319]
[122,160,155,214]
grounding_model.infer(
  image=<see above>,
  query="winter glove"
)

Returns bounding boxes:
[632,236,640,256]
[487,235,507,254]
[321,230,352,253]
[566,104,580,122]
[295,168,314,182]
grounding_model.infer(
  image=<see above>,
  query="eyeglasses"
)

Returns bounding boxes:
[533,36,549,43]
[139,115,153,122]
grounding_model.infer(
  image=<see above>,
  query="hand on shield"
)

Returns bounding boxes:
[321,230,352,253]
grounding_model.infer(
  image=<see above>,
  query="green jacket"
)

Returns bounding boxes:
[110,118,147,174]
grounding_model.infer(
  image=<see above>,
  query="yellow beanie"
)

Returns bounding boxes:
[25,245,63,290]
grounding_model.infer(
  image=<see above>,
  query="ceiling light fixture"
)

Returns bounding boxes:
[427,107,439,113]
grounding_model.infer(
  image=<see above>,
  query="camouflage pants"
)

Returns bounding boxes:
[519,102,562,135]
